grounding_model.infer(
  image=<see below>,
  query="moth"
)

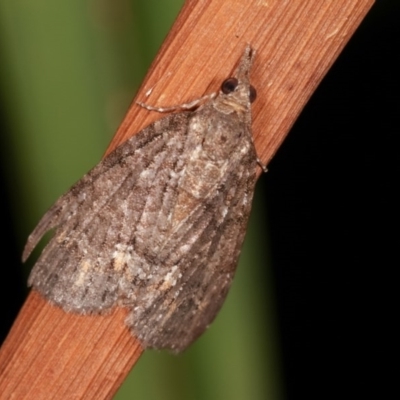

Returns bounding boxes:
[23,45,260,352]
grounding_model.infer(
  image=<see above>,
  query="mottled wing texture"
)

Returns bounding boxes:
[24,45,258,352]
[24,112,191,310]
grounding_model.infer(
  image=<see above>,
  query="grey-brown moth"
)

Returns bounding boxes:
[23,45,259,352]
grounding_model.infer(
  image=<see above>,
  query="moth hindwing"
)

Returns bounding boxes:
[23,45,258,352]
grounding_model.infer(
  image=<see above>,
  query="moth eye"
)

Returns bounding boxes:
[249,85,257,103]
[221,78,238,94]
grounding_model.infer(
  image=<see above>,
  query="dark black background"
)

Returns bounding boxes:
[261,1,399,398]
[1,1,398,398]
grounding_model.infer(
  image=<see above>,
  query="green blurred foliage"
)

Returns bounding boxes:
[0,1,282,398]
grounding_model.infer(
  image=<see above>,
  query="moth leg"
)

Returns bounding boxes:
[257,158,268,173]
[137,92,217,113]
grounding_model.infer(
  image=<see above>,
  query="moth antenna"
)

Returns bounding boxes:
[137,92,217,113]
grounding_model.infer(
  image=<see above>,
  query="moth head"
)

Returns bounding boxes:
[221,77,257,103]
[218,45,257,109]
